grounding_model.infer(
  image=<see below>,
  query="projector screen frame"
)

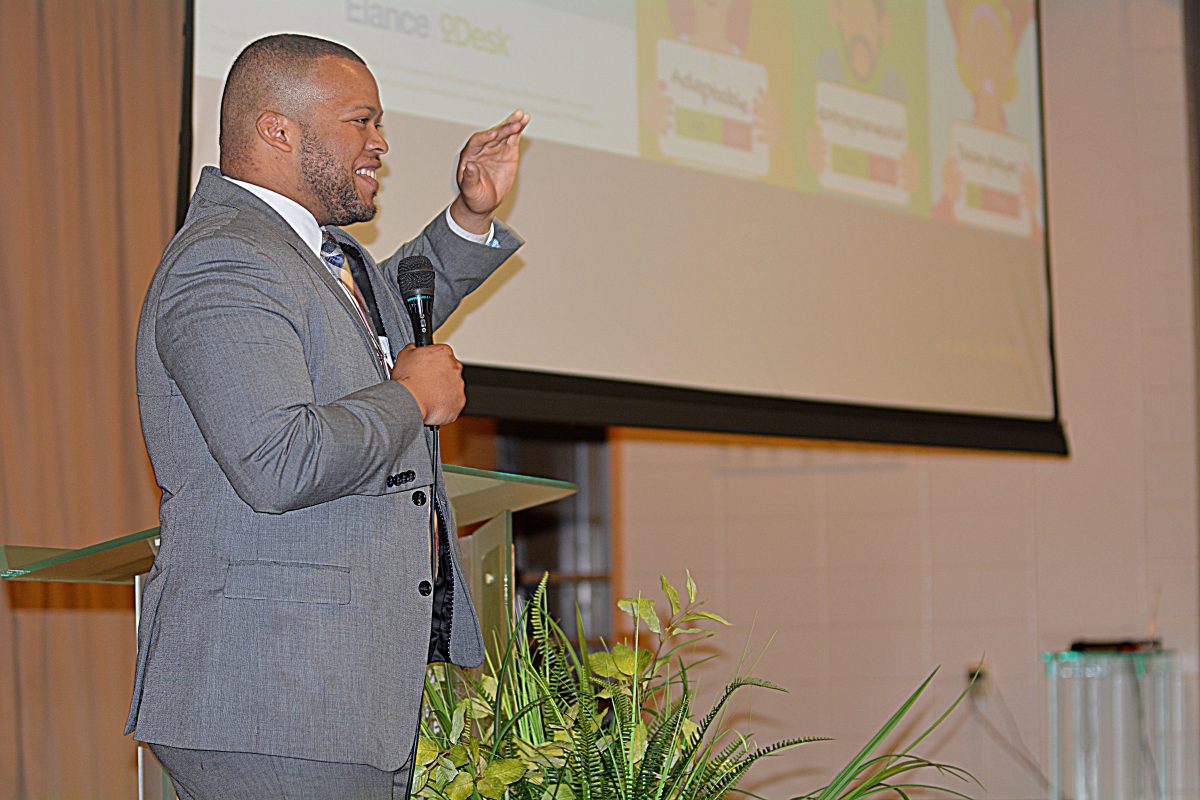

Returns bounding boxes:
[463,364,1067,454]
[174,0,1068,456]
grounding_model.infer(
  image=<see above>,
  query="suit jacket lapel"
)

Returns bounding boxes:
[193,168,389,381]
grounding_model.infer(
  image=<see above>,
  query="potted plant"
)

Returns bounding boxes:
[414,573,977,800]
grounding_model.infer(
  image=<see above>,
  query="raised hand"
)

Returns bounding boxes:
[449,109,531,234]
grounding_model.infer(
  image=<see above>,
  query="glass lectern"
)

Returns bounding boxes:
[2,464,575,800]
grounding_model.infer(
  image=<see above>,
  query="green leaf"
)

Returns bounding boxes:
[686,569,697,604]
[541,784,575,800]
[410,765,430,795]
[661,575,681,615]
[468,697,494,720]
[446,743,471,768]
[483,758,527,785]
[590,651,622,679]
[631,721,648,764]
[689,610,731,626]
[634,692,690,799]
[445,772,474,800]
[537,742,568,767]
[618,597,662,634]
[680,716,699,741]
[415,737,439,767]
[450,702,467,742]
[636,598,662,634]
[475,775,507,799]
[610,642,652,676]
[818,669,939,800]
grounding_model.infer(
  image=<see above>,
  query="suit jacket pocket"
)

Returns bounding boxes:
[223,560,351,605]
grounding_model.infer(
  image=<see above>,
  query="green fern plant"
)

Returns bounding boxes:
[413,572,978,800]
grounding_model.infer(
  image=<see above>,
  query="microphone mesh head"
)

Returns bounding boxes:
[397,255,436,296]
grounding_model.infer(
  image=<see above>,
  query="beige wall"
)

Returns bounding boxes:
[614,2,1199,797]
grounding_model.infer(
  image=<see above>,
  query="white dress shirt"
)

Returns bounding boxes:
[221,172,496,371]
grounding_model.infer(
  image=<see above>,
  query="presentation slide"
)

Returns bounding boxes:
[191,0,1056,422]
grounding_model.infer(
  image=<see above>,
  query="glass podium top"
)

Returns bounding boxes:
[1,464,574,585]
[442,464,575,526]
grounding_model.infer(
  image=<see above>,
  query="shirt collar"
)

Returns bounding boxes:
[221,174,324,257]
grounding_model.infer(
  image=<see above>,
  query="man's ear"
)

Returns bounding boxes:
[255,111,296,153]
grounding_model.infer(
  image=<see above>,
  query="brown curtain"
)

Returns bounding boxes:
[0,0,183,796]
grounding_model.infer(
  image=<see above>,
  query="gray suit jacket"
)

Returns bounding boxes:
[125,167,522,770]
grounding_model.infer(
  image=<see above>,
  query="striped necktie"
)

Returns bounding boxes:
[320,232,388,375]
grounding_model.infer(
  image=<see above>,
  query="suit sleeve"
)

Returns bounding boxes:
[154,234,426,515]
[379,210,524,328]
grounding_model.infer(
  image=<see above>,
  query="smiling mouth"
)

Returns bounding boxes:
[354,167,379,195]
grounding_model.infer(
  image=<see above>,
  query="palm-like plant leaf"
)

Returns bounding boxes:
[635,690,690,800]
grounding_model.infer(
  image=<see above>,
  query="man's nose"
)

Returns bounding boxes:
[369,126,389,155]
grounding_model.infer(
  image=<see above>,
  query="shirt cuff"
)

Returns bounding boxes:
[444,206,495,246]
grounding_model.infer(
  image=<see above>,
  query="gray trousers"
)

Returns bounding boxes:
[149,743,415,800]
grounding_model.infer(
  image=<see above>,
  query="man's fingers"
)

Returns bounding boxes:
[473,110,529,149]
[460,111,528,163]
[391,343,466,424]
[497,109,529,131]
[496,113,530,143]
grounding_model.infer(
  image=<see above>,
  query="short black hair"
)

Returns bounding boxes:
[219,34,365,168]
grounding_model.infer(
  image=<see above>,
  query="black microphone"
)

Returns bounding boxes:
[397,255,436,347]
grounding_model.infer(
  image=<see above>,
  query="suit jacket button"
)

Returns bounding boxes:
[418,580,432,596]
[412,491,427,506]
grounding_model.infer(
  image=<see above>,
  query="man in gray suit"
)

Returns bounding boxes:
[125,34,528,798]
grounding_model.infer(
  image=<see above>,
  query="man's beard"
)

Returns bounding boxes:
[300,132,376,226]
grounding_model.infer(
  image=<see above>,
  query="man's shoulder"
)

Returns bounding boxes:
[171,168,303,256]
[139,203,312,318]
[165,197,295,267]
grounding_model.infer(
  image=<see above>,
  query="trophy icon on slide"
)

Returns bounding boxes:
[639,0,783,179]
[945,121,1035,237]
[930,0,1043,240]
[812,81,911,205]
[804,0,920,207]
[656,39,770,175]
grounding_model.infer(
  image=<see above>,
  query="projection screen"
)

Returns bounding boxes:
[185,0,1066,453]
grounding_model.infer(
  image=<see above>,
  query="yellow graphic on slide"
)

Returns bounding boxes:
[813,80,911,205]
[930,0,1042,240]
[948,121,1034,236]
[637,1,793,185]
[797,0,929,213]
